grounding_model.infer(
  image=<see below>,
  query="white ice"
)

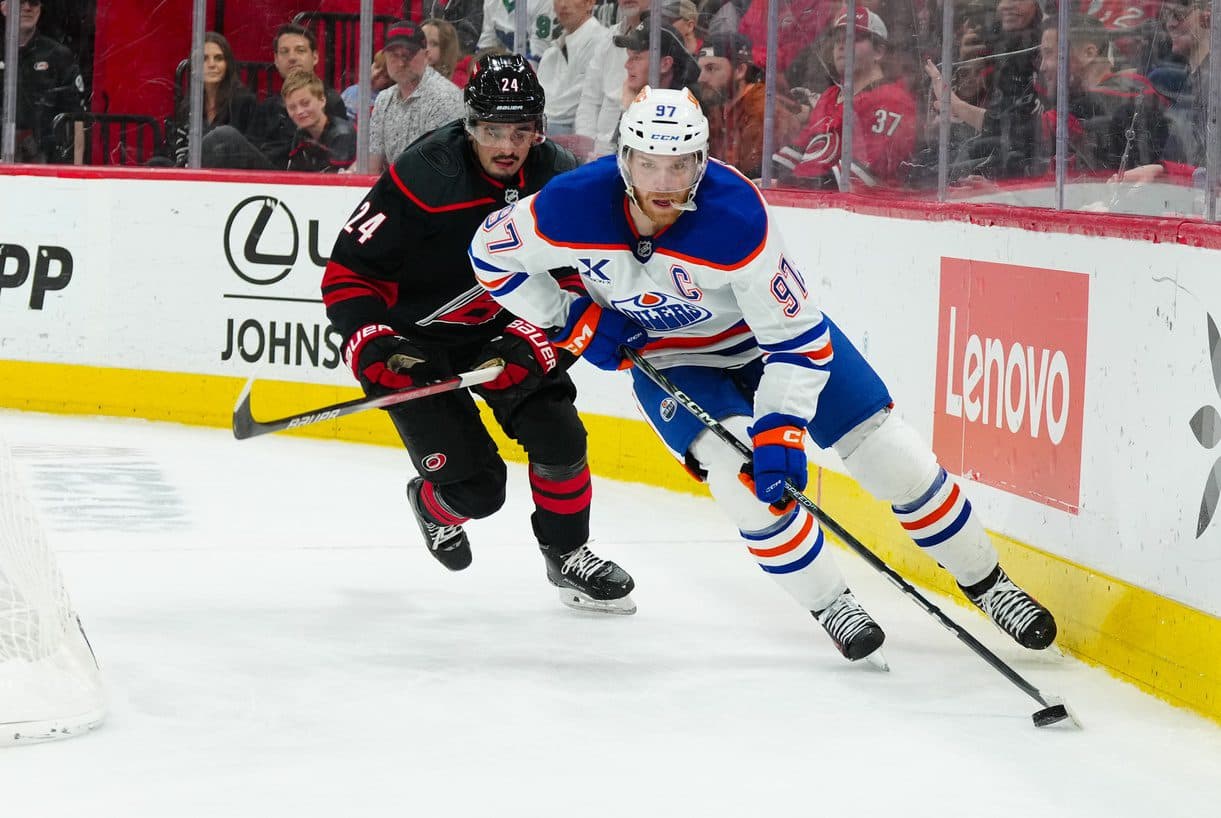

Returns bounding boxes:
[2,410,1219,818]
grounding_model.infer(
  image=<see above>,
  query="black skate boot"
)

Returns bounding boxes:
[814,589,886,662]
[960,565,1057,650]
[406,478,472,571]
[541,543,636,615]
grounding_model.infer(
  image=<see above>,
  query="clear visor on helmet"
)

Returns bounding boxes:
[619,147,706,198]
[466,121,546,148]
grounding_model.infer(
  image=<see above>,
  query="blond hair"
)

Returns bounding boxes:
[281,70,325,101]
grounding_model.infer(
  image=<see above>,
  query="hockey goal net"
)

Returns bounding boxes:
[0,436,106,744]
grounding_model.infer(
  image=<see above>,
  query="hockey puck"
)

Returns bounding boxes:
[1031,703,1071,728]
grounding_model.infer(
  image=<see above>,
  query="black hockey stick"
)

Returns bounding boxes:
[232,360,505,440]
[623,348,1079,729]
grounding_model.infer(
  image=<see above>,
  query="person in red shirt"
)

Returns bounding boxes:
[773,7,916,189]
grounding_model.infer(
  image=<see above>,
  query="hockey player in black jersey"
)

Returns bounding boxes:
[321,53,635,614]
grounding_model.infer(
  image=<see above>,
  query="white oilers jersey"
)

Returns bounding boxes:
[479,0,558,61]
[469,157,835,424]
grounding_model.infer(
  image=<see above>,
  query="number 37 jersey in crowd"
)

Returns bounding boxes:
[468,156,836,425]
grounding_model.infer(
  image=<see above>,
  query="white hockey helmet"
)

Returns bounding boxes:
[617,86,710,211]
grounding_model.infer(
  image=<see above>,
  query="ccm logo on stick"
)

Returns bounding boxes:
[0,244,73,309]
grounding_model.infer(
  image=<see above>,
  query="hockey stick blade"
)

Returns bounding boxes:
[622,348,1081,729]
[232,361,505,440]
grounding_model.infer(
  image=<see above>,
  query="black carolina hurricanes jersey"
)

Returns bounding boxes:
[322,119,577,348]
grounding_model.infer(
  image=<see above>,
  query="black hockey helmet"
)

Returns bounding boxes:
[464,53,546,130]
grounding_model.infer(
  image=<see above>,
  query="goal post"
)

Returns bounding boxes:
[0,437,106,745]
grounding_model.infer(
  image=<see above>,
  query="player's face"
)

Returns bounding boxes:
[202,42,227,86]
[469,120,541,179]
[1163,4,1208,57]
[275,34,318,78]
[627,150,699,223]
[697,56,734,105]
[284,87,326,132]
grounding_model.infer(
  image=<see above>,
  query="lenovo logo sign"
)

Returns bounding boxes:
[933,258,1089,513]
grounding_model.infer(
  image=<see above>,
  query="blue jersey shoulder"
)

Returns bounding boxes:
[532,157,628,247]
[662,161,769,267]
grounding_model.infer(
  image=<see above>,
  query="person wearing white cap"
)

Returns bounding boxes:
[773,6,917,189]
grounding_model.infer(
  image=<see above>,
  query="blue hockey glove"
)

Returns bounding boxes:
[746,413,809,504]
[551,296,649,371]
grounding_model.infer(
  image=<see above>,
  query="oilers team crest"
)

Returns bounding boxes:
[611,292,713,331]
[659,397,678,422]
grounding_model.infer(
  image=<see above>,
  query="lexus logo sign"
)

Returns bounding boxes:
[223,196,299,285]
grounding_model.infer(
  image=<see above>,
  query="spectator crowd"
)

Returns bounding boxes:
[1,0,1217,194]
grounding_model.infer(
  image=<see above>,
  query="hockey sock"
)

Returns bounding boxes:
[892,467,996,587]
[741,508,845,612]
[418,481,469,526]
[528,459,592,551]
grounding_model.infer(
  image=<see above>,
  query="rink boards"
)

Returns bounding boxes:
[1,166,1219,722]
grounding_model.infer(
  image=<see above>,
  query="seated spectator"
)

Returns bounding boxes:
[368,20,466,174]
[574,0,646,158]
[422,0,484,56]
[340,49,393,129]
[201,23,349,170]
[422,19,472,86]
[774,8,916,189]
[283,71,357,172]
[667,0,702,54]
[1036,16,1168,173]
[537,0,611,135]
[698,32,800,178]
[477,0,559,62]
[615,14,701,108]
[923,0,1044,179]
[0,0,85,163]
[1152,0,1210,166]
[171,32,257,166]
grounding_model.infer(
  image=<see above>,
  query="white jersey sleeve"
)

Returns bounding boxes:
[468,195,578,329]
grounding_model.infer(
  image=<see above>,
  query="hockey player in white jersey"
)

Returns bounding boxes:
[468,86,1057,662]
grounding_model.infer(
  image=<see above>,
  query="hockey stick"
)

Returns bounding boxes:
[231,360,505,440]
[623,348,1079,729]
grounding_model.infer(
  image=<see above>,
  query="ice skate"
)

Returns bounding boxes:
[960,565,1057,650]
[407,478,472,571]
[541,543,636,615]
[814,589,887,666]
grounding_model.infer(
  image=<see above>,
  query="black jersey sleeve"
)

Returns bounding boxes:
[321,167,425,342]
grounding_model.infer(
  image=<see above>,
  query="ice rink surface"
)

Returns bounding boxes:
[2,409,1220,817]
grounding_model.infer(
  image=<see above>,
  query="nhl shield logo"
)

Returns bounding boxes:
[659,397,677,422]
[636,239,653,259]
[504,188,520,204]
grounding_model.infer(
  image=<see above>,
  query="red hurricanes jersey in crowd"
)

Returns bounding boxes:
[774,79,917,188]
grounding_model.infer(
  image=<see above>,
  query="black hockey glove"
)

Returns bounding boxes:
[475,319,559,399]
[343,324,430,396]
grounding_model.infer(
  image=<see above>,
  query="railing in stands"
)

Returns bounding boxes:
[51,113,166,166]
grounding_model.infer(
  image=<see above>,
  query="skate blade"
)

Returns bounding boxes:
[556,588,637,615]
[862,649,890,672]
